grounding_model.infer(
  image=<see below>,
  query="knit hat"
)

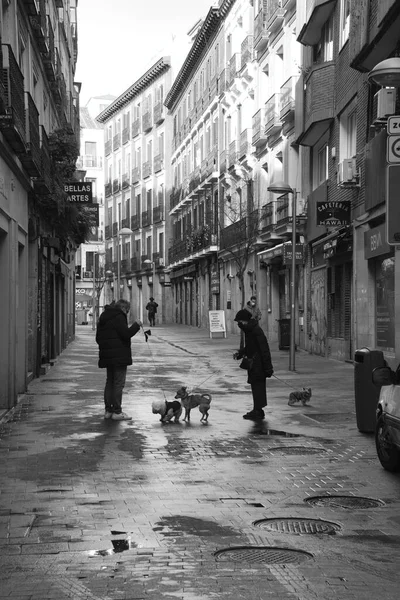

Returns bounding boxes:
[234,309,252,322]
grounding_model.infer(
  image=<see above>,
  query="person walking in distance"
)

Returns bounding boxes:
[233,309,273,420]
[146,297,158,327]
[96,299,142,421]
[245,295,262,321]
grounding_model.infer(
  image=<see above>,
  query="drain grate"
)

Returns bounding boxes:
[268,446,326,455]
[254,517,341,535]
[305,495,385,509]
[214,546,313,565]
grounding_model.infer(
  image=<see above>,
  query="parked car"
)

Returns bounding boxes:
[372,366,400,472]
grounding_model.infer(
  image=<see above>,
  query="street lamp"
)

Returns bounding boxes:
[117,227,133,299]
[144,258,156,292]
[368,57,400,87]
[92,249,105,330]
[267,180,297,371]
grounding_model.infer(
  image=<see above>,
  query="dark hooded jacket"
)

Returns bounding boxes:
[96,305,140,368]
[237,319,273,383]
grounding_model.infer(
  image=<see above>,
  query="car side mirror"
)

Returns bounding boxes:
[372,366,396,387]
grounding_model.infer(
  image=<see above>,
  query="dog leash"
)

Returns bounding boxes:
[272,373,299,391]
[140,324,169,402]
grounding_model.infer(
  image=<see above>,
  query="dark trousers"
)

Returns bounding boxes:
[250,379,267,410]
[148,312,156,326]
[104,366,127,414]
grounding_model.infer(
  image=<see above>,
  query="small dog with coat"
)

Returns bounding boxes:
[288,387,312,406]
[152,399,182,423]
[174,386,212,422]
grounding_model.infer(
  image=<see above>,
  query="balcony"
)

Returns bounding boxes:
[218,69,228,95]
[19,93,41,177]
[29,8,48,54]
[76,155,103,169]
[141,210,152,228]
[260,203,275,233]
[113,133,121,151]
[298,62,335,146]
[122,217,130,229]
[104,225,111,240]
[154,154,163,173]
[105,139,112,156]
[228,54,241,86]
[239,129,252,160]
[122,126,130,144]
[122,173,130,189]
[219,150,227,173]
[0,45,26,154]
[142,111,152,132]
[254,7,269,53]
[33,125,51,195]
[228,140,238,169]
[298,0,336,46]
[264,94,282,136]
[220,218,247,251]
[142,160,152,179]
[280,76,296,121]
[266,0,285,34]
[131,166,141,184]
[252,109,268,147]
[169,186,182,211]
[21,0,40,16]
[112,178,121,194]
[154,102,164,124]
[241,35,254,69]
[153,205,164,223]
[131,118,140,138]
[105,181,112,197]
[131,214,140,231]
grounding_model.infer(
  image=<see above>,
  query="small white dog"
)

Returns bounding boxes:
[152,399,182,423]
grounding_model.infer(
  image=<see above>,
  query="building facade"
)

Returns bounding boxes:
[0,0,81,411]
[97,59,173,324]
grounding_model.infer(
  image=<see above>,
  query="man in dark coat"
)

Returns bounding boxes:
[234,309,274,420]
[96,299,142,421]
[145,297,158,327]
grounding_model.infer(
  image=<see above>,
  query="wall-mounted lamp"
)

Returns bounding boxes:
[227,274,235,280]
[247,269,254,275]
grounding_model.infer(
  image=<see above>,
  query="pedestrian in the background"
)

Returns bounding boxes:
[96,299,142,421]
[233,309,273,420]
[146,297,159,327]
[245,295,262,321]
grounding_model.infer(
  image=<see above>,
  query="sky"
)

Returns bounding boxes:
[75,0,218,106]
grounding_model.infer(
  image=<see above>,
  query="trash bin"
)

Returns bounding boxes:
[354,348,385,433]
[278,318,290,350]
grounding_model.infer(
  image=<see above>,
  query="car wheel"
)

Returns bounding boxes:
[375,415,400,472]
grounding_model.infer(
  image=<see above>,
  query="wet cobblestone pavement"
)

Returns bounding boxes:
[1,324,400,599]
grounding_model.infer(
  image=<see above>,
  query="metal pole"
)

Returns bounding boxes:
[117,241,120,301]
[289,189,296,371]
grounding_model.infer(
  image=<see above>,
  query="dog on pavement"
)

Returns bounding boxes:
[174,386,212,422]
[152,399,182,423]
[288,387,312,406]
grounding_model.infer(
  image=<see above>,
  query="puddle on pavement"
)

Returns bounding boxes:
[252,427,302,437]
[86,531,138,556]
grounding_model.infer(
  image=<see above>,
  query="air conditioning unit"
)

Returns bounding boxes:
[373,88,396,121]
[337,158,358,185]
[83,271,92,278]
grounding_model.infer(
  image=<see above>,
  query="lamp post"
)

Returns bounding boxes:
[92,249,105,331]
[117,227,133,299]
[267,181,297,371]
[144,258,156,294]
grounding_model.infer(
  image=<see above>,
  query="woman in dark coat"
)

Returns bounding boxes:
[96,299,141,421]
[234,309,274,420]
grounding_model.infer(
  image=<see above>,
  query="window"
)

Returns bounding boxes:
[314,16,333,63]
[339,0,350,49]
[339,98,357,160]
[317,145,329,185]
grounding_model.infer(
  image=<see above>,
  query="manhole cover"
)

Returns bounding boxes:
[305,495,385,509]
[268,446,326,455]
[214,546,313,565]
[254,517,341,535]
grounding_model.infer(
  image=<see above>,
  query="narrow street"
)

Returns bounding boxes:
[1,324,399,600]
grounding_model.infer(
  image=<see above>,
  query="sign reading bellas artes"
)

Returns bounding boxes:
[64,181,93,203]
[316,201,350,226]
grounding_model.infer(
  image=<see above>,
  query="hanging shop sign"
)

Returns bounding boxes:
[283,243,304,265]
[81,203,99,226]
[64,181,93,203]
[211,267,220,294]
[316,201,350,227]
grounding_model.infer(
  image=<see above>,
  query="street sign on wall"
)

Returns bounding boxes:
[386,135,400,164]
[64,181,93,203]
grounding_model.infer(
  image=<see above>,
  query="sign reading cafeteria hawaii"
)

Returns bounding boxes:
[64,181,93,203]
[316,200,350,226]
